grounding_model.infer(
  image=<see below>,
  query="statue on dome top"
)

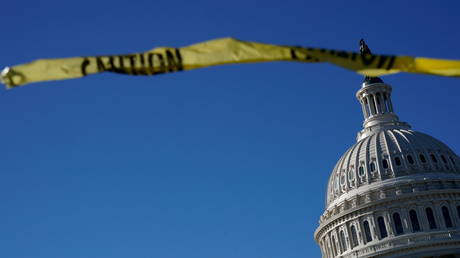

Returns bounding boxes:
[359,39,383,84]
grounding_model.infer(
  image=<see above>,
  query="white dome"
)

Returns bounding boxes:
[315,79,460,258]
[326,128,460,208]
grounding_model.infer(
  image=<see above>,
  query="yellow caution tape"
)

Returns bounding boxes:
[1,37,460,88]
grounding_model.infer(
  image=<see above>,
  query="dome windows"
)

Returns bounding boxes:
[393,212,404,235]
[407,155,415,164]
[359,166,365,176]
[430,154,438,163]
[339,230,347,252]
[325,129,460,207]
[442,206,453,228]
[348,168,355,181]
[348,169,356,188]
[395,157,402,166]
[320,203,460,256]
[340,172,346,186]
[382,159,389,169]
[419,154,427,163]
[317,80,460,256]
[363,220,373,243]
[334,177,340,194]
[340,172,347,192]
[370,162,376,172]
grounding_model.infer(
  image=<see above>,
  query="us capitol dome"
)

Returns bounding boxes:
[314,77,460,258]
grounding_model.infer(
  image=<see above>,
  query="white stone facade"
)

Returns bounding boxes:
[314,80,460,258]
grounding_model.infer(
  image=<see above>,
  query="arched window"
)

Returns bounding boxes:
[331,235,338,256]
[419,154,427,163]
[457,206,460,219]
[430,154,438,163]
[350,225,358,248]
[370,162,376,172]
[359,166,365,176]
[339,230,347,252]
[409,209,421,232]
[407,155,415,164]
[382,159,389,169]
[426,207,437,229]
[363,220,372,243]
[450,156,456,165]
[377,216,388,239]
[348,169,355,180]
[395,157,401,166]
[442,206,453,228]
[393,212,404,235]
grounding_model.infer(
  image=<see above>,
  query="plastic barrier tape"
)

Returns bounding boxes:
[1,38,460,88]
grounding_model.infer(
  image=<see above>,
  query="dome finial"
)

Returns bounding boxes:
[359,39,372,55]
[359,39,384,86]
[355,39,411,140]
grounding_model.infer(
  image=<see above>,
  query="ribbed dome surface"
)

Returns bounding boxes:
[326,128,459,207]
[317,79,460,258]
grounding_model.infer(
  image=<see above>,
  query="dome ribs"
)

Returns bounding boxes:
[355,137,367,187]
[363,136,373,186]
[370,132,380,183]
[325,129,459,208]
[381,131,395,178]
[317,79,460,257]
[394,129,419,172]
[345,136,361,189]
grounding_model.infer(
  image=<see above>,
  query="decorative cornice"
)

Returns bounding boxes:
[341,231,460,258]
[315,183,460,239]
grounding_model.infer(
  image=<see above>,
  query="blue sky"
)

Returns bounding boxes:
[1,1,460,257]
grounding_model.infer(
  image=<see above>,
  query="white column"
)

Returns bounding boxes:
[417,206,429,231]
[383,92,390,113]
[450,202,460,227]
[331,233,338,257]
[367,95,376,115]
[325,236,332,258]
[378,93,386,113]
[373,94,381,114]
[370,215,379,241]
[356,221,363,246]
[434,203,445,229]
[361,100,368,119]
[387,93,394,113]
[334,229,341,254]
[365,98,371,117]
[385,212,395,236]
[401,207,411,233]
[320,240,325,257]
